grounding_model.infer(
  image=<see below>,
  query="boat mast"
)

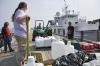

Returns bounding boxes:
[64,0,68,8]
[63,0,70,14]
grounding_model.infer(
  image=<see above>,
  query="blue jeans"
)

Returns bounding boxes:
[4,36,12,51]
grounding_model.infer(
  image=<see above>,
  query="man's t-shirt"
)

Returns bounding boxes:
[67,26,74,35]
[2,26,11,37]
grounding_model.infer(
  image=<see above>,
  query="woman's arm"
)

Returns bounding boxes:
[16,15,30,24]
[16,15,27,24]
[15,10,30,24]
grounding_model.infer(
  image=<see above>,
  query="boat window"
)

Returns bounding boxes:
[68,15,75,18]
[57,17,60,19]
[65,22,66,24]
[75,22,78,24]
[63,29,65,36]
[88,21,96,24]
[58,29,60,34]
[56,20,58,22]
[88,21,91,24]
[54,29,56,33]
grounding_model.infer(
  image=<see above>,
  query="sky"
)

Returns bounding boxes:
[0,0,100,29]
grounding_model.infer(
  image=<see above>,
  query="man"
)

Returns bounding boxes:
[67,22,74,40]
[37,23,42,29]
[2,22,14,53]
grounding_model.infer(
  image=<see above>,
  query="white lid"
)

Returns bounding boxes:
[67,41,71,45]
[27,56,35,63]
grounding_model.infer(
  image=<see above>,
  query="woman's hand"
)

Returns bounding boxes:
[26,16,30,22]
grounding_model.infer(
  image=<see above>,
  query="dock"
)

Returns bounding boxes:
[0,34,100,66]
[0,35,53,66]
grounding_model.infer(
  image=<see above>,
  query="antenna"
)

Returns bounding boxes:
[63,0,70,14]
[63,0,70,7]
[64,0,67,7]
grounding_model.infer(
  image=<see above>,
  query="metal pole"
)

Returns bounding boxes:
[35,20,36,29]
[80,31,84,42]
[97,30,99,41]
[97,21,100,41]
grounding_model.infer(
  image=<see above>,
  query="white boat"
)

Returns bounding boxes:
[49,0,99,38]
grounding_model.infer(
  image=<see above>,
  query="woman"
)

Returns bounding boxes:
[12,2,30,66]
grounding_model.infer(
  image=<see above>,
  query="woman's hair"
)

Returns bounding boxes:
[12,2,27,22]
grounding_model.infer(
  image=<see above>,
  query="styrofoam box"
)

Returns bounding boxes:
[35,37,45,47]
[83,60,100,66]
[83,63,91,66]
[95,53,100,61]
[35,36,55,47]
[90,60,100,66]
